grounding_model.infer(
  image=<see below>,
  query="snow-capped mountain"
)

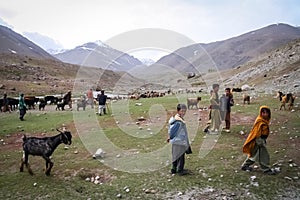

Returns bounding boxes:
[53,41,143,71]
[139,58,155,66]
[46,48,68,55]
[22,31,64,53]
[0,25,55,60]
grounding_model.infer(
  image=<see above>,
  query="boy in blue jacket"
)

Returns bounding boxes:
[168,104,191,175]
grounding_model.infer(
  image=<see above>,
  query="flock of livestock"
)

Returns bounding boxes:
[0,89,296,113]
[0,88,297,176]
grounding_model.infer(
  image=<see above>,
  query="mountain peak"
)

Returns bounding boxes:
[94,40,111,48]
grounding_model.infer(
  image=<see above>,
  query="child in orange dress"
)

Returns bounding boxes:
[241,105,277,175]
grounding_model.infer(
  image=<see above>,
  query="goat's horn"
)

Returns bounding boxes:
[56,128,63,133]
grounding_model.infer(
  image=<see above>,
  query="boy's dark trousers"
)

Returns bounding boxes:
[172,154,185,173]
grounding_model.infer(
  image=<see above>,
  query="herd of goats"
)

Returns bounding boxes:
[0,89,297,176]
[0,89,297,112]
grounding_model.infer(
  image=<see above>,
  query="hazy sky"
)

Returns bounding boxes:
[1,0,300,59]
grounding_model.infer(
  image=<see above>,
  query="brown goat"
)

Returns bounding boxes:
[243,94,250,105]
[187,97,201,109]
[277,91,295,110]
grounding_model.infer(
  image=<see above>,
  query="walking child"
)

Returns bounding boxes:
[241,106,277,175]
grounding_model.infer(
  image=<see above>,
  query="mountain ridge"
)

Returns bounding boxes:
[0,25,56,60]
[53,41,143,71]
[155,23,300,72]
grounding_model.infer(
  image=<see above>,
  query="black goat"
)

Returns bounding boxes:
[56,102,66,111]
[39,98,46,111]
[20,129,72,176]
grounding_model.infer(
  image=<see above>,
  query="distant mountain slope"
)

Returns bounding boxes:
[221,38,300,94]
[0,25,55,60]
[0,52,145,96]
[155,23,300,73]
[22,31,64,53]
[53,41,143,71]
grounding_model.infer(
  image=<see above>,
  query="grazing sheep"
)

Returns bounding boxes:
[243,94,250,104]
[20,129,72,176]
[187,97,201,109]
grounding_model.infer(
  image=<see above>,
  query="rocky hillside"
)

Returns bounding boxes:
[0,25,55,60]
[53,41,143,71]
[221,38,300,94]
[0,53,143,96]
[155,23,300,73]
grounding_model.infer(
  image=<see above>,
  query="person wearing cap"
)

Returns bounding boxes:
[19,93,27,121]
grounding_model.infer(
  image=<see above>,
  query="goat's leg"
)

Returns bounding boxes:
[280,102,284,110]
[20,158,24,172]
[44,156,53,176]
[45,159,49,171]
[20,151,26,172]
[45,161,54,176]
[23,152,33,175]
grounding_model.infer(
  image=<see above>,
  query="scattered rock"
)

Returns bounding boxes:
[138,116,145,121]
[250,176,256,181]
[284,176,293,181]
[177,191,183,196]
[93,148,105,159]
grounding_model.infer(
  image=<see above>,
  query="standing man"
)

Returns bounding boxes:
[220,88,234,132]
[19,93,26,121]
[87,89,94,109]
[97,90,107,115]
[209,84,221,133]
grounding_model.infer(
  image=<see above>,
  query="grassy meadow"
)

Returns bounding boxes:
[0,93,299,199]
